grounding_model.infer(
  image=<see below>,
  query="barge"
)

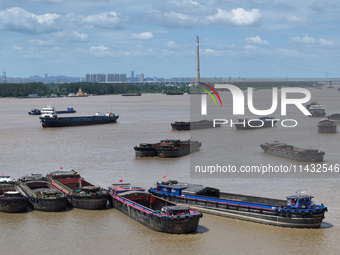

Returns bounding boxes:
[48,170,108,210]
[327,113,340,124]
[260,141,325,162]
[171,119,221,131]
[108,183,202,234]
[39,106,118,128]
[318,119,337,133]
[0,176,29,213]
[134,139,202,158]
[149,181,327,228]
[18,174,67,212]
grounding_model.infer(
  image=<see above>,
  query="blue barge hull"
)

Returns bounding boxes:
[149,181,327,228]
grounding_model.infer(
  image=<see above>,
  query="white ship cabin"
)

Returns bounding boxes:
[41,106,57,118]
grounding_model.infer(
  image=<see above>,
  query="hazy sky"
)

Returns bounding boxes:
[0,0,339,78]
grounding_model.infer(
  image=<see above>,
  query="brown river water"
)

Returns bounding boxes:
[0,87,339,255]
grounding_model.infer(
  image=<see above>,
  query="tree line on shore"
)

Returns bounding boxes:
[0,81,320,98]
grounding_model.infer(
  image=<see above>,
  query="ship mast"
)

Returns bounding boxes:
[195,36,200,86]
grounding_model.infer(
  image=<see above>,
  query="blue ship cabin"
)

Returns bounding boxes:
[286,194,314,209]
[161,206,191,216]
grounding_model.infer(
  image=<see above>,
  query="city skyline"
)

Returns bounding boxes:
[1,1,340,79]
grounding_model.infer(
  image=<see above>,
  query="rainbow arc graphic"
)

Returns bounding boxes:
[200,82,222,106]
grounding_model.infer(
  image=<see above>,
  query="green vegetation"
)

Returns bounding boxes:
[0,81,320,98]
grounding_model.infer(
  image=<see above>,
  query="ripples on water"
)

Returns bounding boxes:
[0,89,339,254]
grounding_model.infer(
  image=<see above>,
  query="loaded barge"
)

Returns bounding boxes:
[0,176,29,213]
[260,141,325,162]
[149,181,327,228]
[108,183,202,234]
[171,119,221,131]
[39,106,118,128]
[18,174,67,212]
[134,139,202,158]
[48,170,108,210]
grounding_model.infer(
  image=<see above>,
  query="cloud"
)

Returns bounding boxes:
[206,8,262,26]
[291,35,333,46]
[165,41,180,49]
[131,32,154,40]
[0,7,60,33]
[79,11,123,29]
[245,36,268,45]
[286,15,307,24]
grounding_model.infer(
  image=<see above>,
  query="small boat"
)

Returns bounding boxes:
[260,141,325,162]
[234,116,277,130]
[108,183,202,234]
[318,119,337,133]
[149,180,327,228]
[18,174,67,212]
[39,106,119,128]
[171,119,221,131]
[0,176,29,213]
[48,170,108,210]
[134,139,202,158]
[28,109,41,115]
[327,113,340,124]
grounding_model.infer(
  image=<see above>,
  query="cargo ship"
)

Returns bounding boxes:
[18,174,67,212]
[171,119,221,131]
[318,119,337,133]
[48,170,108,210]
[108,183,202,234]
[39,106,119,128]
[327,113,340,124]
[0,176,29,213]
[149,180,327,228]
[260,141,325,162]
[308,104,326,117]
[234,116,277,130]
[134,139,201,158]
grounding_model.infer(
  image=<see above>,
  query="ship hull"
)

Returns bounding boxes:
[157,145,201,158]
[318,126,337,133]
[40,115,119,128]
[68,194,108,210]
[171,120,221,131]
[150,192,325,228]
[108,195,199,234]
[134,147,158,157]
[28,197,67,212]
[0,197,29,213]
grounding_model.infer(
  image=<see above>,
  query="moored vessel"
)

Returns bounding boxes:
[318,119,337,133]
[171,119,221,131]
[108,183,202,234]
[48,170,108,210]
[234,116,277,130]
[149,180,327,228]
[18,174,67,212]
[0,176,29,213]
[260,141,325,162]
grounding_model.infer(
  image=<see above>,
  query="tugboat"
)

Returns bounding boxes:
[134,139,202,158]
[234,116,277,130]
[0,176,29,213]
[308,104,326,117]
[149,180,327,228]
[318,119,337,133]
[260,141,325,162]
[18,174,67,212]
[171,119,221,131]
[48,170,108,210]
[108,183,202,234]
